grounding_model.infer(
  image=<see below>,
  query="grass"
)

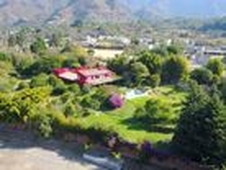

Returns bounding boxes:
[0,59,186,148]
[78,86,186,147]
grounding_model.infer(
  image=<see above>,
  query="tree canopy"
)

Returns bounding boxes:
[172,82,226,167]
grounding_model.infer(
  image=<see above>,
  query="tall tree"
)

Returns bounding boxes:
[172,83,226,167]
[138,51,163,74]
[161,56,189,84]
[190,68,213,85]
[130,62,150,86]
[30,37,47,55]
[206,58,224,77]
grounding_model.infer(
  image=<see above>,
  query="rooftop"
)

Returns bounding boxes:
[76,67,113,77]
[58,72,78,81]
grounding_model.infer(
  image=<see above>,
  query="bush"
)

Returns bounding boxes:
[79,108,92,117]
[130,62,150,86]
[161,56,189,84]
[134,107,147,120]
[149,74,161,88]
[16,82,30,91]
[109,94,124,109]
[48,75,64,87]
[61,44,88,58]
[64,102,77,117]
[81,96,101,110]
[60,92,73,103]
[67,84,81,95]
[30,73,49,88]
[24,56,63,76]
[138,51,163,74]
[81,85,91,94]
[135,98,173,125]
[62,58,80,68]
[206,58,224,77]
[30,37,47,55]
[190,68,213,85]
[52,84,67,96]
[31,113,53,138]
[91,88,111,109]
[0,87,51,123]
[219,78,226,103]
[0,52,10,62]
[14,57,34,76]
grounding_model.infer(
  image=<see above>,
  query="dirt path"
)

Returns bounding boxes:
[0,127,104,170]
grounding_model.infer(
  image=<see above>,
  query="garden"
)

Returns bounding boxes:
[0,40,225,169]
[78,86,186,146]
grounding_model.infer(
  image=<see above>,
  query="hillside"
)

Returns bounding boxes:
[0,0,226,26]
[0,0,132,26]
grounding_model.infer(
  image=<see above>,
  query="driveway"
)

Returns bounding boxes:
[0,127,104,170]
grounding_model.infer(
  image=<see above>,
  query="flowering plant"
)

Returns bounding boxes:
[109,94,124,108]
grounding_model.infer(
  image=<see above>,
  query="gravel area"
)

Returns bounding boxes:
[0,127,105,170]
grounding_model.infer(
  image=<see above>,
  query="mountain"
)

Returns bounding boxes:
[0,0,133,26]
[49,0,131,25]
[123,0,226,18]
[0,0,226,26]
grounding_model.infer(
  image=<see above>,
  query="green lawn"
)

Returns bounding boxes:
[78,86,186,147]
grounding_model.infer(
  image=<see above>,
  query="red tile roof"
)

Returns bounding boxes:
[75,67,113,77]
[53,67,117,85]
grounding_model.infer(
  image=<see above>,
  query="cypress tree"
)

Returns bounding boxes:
[172,82,226,167]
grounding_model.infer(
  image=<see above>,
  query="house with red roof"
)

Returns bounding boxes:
[53,67,117,86]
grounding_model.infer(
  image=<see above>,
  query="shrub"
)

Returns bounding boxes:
[30,73,49,88]
[190,68,213,85]
[60,92,73,103]
[0,87,51,123]
[134,107,147,120]
[149,74,161,88]
[81,96,101,110]
[30,37,47,55]
[48,75,64,87]
[24,56,63,76]
[52,84,67,96]
[161,56,190,84]
[61,44,88,58]
[135,98,173,125]
[219,78,226,103]
[67,84,81,95]
[109,94,124,109]
[130,62,150,86]
[16,82,30,91]
[64,102,77,117]
[81,85,91,94]
[31,113,53,138]
[62,58,80,68]
[206,58,224,77]
[0,52,10,62]
[14,57,34,76]
[138,51,163,74]
[91,88,111,109]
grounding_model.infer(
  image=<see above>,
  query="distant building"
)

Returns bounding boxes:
[53,67,117,86]
[187,46,226,69]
